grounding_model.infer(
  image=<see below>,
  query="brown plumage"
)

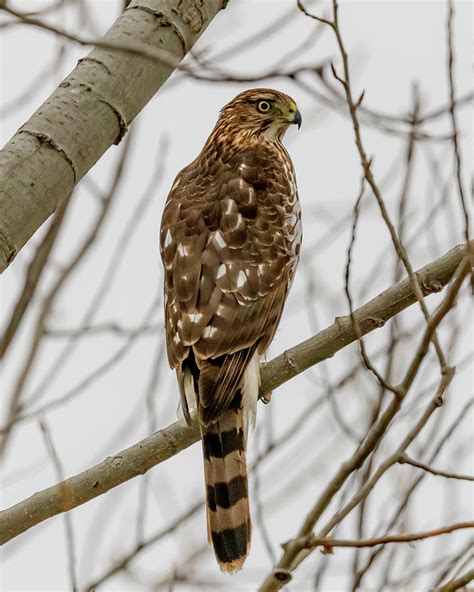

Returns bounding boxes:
[160,88,302,572]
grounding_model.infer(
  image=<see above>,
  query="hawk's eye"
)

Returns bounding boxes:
[257,100,271,113]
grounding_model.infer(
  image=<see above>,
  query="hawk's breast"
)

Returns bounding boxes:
[274,146,302,279]
[160,136,302,366]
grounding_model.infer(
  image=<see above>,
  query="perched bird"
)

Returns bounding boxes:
[160,88,302,572]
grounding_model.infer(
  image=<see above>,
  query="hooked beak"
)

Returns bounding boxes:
[290,109,302,129]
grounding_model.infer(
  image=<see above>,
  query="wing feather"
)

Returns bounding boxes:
[160,143,300,423]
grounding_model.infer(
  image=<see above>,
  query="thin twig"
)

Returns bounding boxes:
[398,454,474,482]
[446,0,473,292]
[0,191,73,358]
[0,134,134,457]
[258,250,469,591]
[23,137,168,409]
[353,398,474,590]
[0,4,328,85]
[331,0,447,370]
[2,296,159,430]
[344,175,401,395]
[86,501,203,590]
[39,419,78,591]
[287,521,474,552]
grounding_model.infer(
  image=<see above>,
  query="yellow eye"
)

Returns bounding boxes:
[257,100,271,113]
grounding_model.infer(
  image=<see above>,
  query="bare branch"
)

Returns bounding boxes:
[39,419,78,591]
[398,454,474,482]
[0,191,73,358]
[0,242,470,546]
[326,0,448,370]
[0,5,201,76]
[87,499,203,589]
[351,87,421,581]
[436,568,474,592]
[260,242,470,396]
[343,175,401,395]
[286,521,474,553]
[296,0,333,27]
[446,0,473,291]
[23,137,168,409]
[258,248,470,591]
[0,134,133,456]
[354,398,474,590]
[0,0,227,272]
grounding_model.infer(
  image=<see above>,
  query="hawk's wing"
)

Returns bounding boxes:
[160,146,300,422]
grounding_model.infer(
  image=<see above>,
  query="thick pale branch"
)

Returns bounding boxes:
[0,420,201,546]
[0,0,226,272]
[0,242,470,546]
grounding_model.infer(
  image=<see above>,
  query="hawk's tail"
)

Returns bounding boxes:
[201,395,251,573]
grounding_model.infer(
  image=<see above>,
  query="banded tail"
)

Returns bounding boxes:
[201,393,251,572]
[179,350,259,571]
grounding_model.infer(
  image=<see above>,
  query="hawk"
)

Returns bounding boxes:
[160,88,302,572]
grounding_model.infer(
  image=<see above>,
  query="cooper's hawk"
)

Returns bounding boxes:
[160,88,302,572]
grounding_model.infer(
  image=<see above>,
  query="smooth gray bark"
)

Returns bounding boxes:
[0,0,227,272]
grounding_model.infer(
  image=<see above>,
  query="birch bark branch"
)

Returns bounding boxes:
[0,241,470,546]
[0,0,227,272]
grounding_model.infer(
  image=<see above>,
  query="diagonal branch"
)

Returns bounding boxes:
[0,134,134,458]
[0,0,227,272]
[398,454,474,482]
[259,241,470,395]
[0,191,73,359]
[258,246,470,591]
[437,568,474,592]
[0,241,471,546]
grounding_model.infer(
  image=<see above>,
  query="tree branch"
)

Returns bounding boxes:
[0,241,470,546]
[446,0,472,291]
[259,241,470,395]
[0,191,73,358]
[0,134,134,457]
[398,454,474,482]
[258,244,469,591]
[354,399,474,590]
[0,0,227,272]
[437,568,474,592]
[285,521,474,553]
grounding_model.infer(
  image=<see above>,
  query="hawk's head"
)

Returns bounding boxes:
[217,88,302,142]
